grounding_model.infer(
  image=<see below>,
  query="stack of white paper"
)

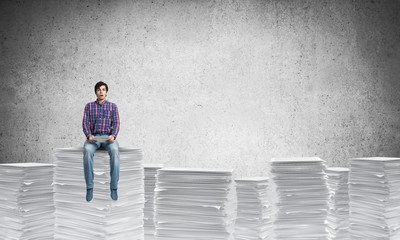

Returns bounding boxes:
[154,167,237,240]
[349,157,400,240]
[270,157,328,240]
[53,147,144,240]
[325,167,350,240]
[0,163,54,240]
[235,177,272,240]
[93,136,111,143]
[144,163,164,240]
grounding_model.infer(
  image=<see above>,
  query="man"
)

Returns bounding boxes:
[82,81,120,202]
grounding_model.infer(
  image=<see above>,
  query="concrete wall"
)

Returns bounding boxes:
[1,0,399,177]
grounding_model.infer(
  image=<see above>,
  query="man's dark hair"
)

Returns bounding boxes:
[95,81,108,92]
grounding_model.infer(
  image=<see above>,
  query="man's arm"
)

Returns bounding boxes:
[82,104,93,139]
[110,104,120,139]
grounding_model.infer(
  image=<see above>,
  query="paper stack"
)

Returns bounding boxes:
[349,157,400,240]
[235,177,272,240]
[270,157,328,240]
[144,163,164,240]
[154,167,237,240]
[53,147,144,240]
[0,163,54,240]
[325,167,350,240]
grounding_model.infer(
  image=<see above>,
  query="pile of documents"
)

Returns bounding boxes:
[325,167,350,240]
[270,157,328,240]
[0,163,54,239]
[144,163,163,240]
[154,167,237,240]
[235,177,272,240]
[53,147,144,240]
[349,157,400,239]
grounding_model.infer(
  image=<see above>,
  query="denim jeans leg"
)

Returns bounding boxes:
[83,140,100,189]
[103,140,120,190]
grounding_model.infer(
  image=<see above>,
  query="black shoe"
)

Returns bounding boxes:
[86,188,93,202]
[111,189,118,200]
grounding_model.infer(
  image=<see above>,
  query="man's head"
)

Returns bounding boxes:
[95,81,108,102]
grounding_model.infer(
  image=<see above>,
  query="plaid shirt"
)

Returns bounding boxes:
[82,99,120,139]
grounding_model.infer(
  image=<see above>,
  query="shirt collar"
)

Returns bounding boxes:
[95,99,107,105]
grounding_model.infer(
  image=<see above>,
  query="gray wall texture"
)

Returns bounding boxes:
[0,0,399,177]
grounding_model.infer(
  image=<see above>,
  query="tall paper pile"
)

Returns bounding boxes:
[235,177,272,240]
[349,157,400,239]
[53,147,144,240]
[144,163,163,240]
[0,163,54,240]
[154,167,237,240]
[325,167,350,240]
[270,157,328,240]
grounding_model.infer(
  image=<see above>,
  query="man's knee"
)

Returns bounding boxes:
[108,143,119,155]
[84,143,96,155]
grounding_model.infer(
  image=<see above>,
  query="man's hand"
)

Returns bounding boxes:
[106,135,115,144]
[88,135,96,144]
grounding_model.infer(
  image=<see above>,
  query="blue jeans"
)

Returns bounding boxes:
[83,135,120,190]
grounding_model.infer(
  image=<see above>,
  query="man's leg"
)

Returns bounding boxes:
[83,140,100,190]
[103,140,120,200]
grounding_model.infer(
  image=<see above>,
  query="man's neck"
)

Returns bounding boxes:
[97,98,106,104]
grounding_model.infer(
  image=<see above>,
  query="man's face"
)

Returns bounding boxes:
[96,85,107,101]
